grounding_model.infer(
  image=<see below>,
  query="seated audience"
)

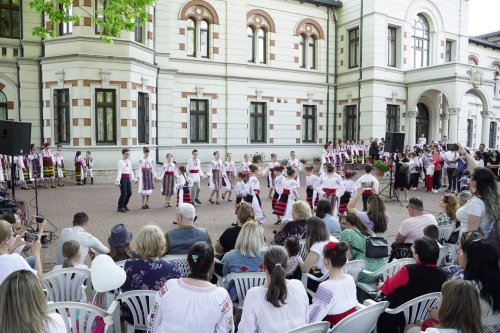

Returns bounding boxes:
[108,223,136,262]
[52,240,88,270]
[0,270,66,333]
[215,202,254,256]
[457,190,472,208]
[377,237,447,333]
[239,246,309,333]
[274,200,312,245]
[147,242,234,333]
[315,199,341,235]
[309,241,358,326]
[301,217,337,275]
[0,220,43,283]
[284,237,303,278]
[56,212,109,265]
[339,213,387,282]
[435,194,458,226]
[165,203,211,255]
[347,189,389,235]
[393,197,437,247]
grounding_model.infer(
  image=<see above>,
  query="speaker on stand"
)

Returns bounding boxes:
[379,131,406,206]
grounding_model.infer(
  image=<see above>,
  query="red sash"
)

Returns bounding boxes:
[324,307,356,326]
[189,170,199,174]
[362,189,373,195]
[282,189,290,195]
[323,188,336,196]
[166,171,174,176]
[121,174,130,178]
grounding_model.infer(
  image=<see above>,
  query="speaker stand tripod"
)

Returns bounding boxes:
[378,165,403,206]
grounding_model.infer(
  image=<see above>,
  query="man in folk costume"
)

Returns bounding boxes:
[40,143,56,188]
[14,155,29,190]
[55,144,65,187]
[159,153,177,208]
[137,147,157,210]
[318,163,345,216]
[207,151,226,205]
[116,149,136,213]
[28,144,42,188]
[84,151,94,185]
[74,151,86,185]
[186,149,205,206]
[222,153,236,202]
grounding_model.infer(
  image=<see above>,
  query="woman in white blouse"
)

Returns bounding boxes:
[239,246,309,333]
[147,242,234,333]
[300,217,338,275]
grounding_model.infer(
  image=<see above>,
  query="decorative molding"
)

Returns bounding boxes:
[100,71,111,87]
[480,111,493,118]
[294,18,325,39]
[256,89,263,101]
[55,70,65,87]
[407,110,418,118]
[141,77,149,92]
[179,0,219,24]
[467,66,483,88]
[448,108,460,115]
[247,9,276,33]
[307,93,314,103]
[196,85,205,99]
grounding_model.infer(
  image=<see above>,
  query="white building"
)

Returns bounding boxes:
[0,0,498,173]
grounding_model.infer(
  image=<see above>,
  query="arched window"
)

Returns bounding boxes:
[295,19,324,70]
[308,37,316,69]
[180,1,219,59]
[247,27,254,62]
[412,14,429,68]
[247,10,275,65]
[200,20,209,58]
[187,19,196,57]
[258,28,266,64]
[299,34,306,68]
[0,91,7,120]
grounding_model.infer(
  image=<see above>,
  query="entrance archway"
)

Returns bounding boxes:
[416,103,429,142]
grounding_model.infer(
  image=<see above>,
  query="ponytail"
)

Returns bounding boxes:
[61,240,80,268]
[264,246,288,308]
[62,258,74,269]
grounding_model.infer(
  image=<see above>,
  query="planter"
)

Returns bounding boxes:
[374,167,385,177]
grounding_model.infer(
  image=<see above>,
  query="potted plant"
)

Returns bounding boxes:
[252,152,266,164]
[372,160,389,177]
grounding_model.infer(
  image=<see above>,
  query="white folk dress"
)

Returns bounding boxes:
[136,158,157,196]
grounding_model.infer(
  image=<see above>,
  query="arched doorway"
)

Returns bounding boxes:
[416,103,429,142]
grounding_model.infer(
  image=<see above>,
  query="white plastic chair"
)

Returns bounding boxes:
[385,292,440,325]
[42,268,91,302]
[161,254,190,277]
[214,258,224,286]
[329,301,389,333]
[356,258,415,294]
[299,239,308,261]
[438,224,454,242]
[301,272,328,297]
[342,259,366,282]
[111,290,158,332]
[225,272,267,309]
[287,321,330,333]
[116,259,127,269]
[438,245,449,266]
[48,301,113,333]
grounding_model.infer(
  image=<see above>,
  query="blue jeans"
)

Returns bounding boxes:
[26,256,35,269]
[118,178,132,209]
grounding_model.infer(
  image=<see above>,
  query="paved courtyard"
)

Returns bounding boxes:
[11,175,444,271]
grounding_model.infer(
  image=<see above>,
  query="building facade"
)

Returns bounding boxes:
[0,0,498,171]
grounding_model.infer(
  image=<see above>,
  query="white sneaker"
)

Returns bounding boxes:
[432,189,438,193]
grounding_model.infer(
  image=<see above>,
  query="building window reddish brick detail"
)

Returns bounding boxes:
[319,112,324,117]
[294,18,325,39]
[83,0,91,6]
[213,47,219,54]
[179,0,220,25]
[296,125,301,130]
[270,138,274,143]
[294,43,299,49]
[270,40,275,46]
[83,17,91,26]
[270,124,274,130]
[319,138,323,143]
[404,31,407,38]
[7,101,14,109]
[468,54,479,65]
[148,31,153,40]
[45,119,50,126]
[404,45,407,51]
[152,104,155,110]
[179,43,186,50]
[121,100,127,108]
[296,138,300,144]
[121,138,128,146]
[340,47,343,54]
[270,110,274,116]
[83,80,101,87]
[83,118,91,126]
[212,108,217,114]
[131,82,141,90]
[73,118,79,126]
[212,123,217,129]
[0,83,5,91]
[212,138,217,144]
[73,138,79,146]
[182,122,187,129]
[72,99,78,106]
[84,99,91,106]
[132,101,137,108]
[179,28,186,35]
[319,125,324,130]
[132,119,137,127]
[270,53,275,60]
[213,32,219,39]
[296,111,301,117]
[182,91,218,99]
[44,100,50,108]
[44,81,57,88]
[181,107,187,113]
[182,138,188,144]
[247,9,276,33]
[147,86,155,93]
[151,138,155,144]
[340,60,344,66]
[148,13,153,22]
[294,57,299,63]
[440,53,444,59]
[132,138,137,145]
[64,80,78,87]
[84,138,91,145]
[121,119,127,126]
[340,35,344,42]
[110,81,127,89]
[403,58,407,65]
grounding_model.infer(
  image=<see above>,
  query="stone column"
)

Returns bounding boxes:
[481,111,492,147]
[408,109,418,147]
[448,108,460,143]
[441,113,449,140]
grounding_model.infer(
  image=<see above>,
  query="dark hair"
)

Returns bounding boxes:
[56,144,62,148]
[249,164,258,173]
[366,195,388,233]
[72,212,89,227]
[462,239,500,313]
[109,245,136,262]
[264,246,288,308]
[414,237,439,265]
[187,242,214,281]
[325,163,334,174]
[471,167,500,222]
[364,164,373,173]
[237,171,245,179]
[323,241,349,268]
[121,149,129,155]
[315,199,332,219]
[75,151,81,157]
[143,147,150,153]
[462,170,471,176]
[341,213,372,237]
[284,237,300,257]
[408,197,424,211]
[213,151,219,156]
[86,151,91,155]
[423,224,439,241]
[345,170,357,179]
[305,217,330,252]
[286,166,295,177]
[178,165,185,173]
[274,166,283,173]
[305,165,314,172]
[192,149,198,154]
[0,213,16,225]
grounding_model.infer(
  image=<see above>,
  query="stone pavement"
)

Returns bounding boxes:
[10,176,443,271]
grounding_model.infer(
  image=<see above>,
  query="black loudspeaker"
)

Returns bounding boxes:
[385,132,405,153]
[0,121,32,155]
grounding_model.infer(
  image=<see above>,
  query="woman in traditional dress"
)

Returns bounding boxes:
[175,166,193,206]
[74,151,86,185]
[28,144,42,188]
[264,153,280,199]
[318,163,345,216]
[40,143,55,188]
[137,147,157,209]
[245,164,265,223]
[273,167,300,223]
[14,155,29,190]
[159,153,177,208]
[207,151,225,205]
[54,145,65,187]
[222,153,236,202]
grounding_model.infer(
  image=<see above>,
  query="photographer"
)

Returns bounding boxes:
[444,144,459,193]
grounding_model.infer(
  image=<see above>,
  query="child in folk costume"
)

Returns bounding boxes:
[222,153,236,202]
[84,151,94,185]
[318,163,345,216]
[264,153,280,198]
[116,149,136,213]
[273,167,299,223]
[14,155,29,190]
[338,171,357,215]
[137,147,157,210]
[244,164,265,223]
[207,151,226,205]
[74,151,86,185]
[28,144,43,188]
[40,143,56,188]
[287,151,303,188]
[320,144,330,174]
[239,154,252,183]
[234,172,247,216]
[338,142,349,176]
[159,153,177,208]
[186,149,205,205]
[355,164,379,212]
[305,166,321,210]
[271,166,285,224]
[357,140,365,164]
[175,166,193,206]
[55,145,65,187]
[350,140,358,165]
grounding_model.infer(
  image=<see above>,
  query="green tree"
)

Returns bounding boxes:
[26,0,156,42]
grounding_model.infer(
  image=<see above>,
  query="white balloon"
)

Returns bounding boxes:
[91,254,126,292]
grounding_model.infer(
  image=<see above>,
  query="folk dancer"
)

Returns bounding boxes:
[137,147,157,209]
[207,151,226,205]
[234,172,247,215]
[239,154,252,183]
[318,163,345,216]
[320,144,330,174]
[271,167,285,224]
[355,164,379,211]
[245,164,265,223]
[272,167,299,223]
[159,153,177,207]
[28,144,43,188]
[357,141,366,164]
[186,149,205,206]
[14,155,29,190]
[263,153,280,198]
[339,142,349,176]
[84,151,94,185]
[116,149,136,213]
[338,171,357,215]
[74,151,86,185]
[287,150,303,188]
[40,143,56,188]
[304,166,321,210]
[222,153,236,202]
[175,166,193,206]
[55,145,65,187]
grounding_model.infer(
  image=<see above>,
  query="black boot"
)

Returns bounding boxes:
[91,177,94,185]
[83,177,87,185]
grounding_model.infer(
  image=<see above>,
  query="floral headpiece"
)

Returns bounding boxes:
[325,242,338,251]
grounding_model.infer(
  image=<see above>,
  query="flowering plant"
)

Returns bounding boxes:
[372,160,389,172]
[252,152,266,164]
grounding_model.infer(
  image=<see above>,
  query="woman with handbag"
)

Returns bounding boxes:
[339,213,387,283]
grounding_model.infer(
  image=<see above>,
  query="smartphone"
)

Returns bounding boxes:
[35,216,44,223]
[447,144,458,151]
[361,181,373,189]
[24,233,39,242]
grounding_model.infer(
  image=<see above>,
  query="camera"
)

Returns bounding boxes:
[24,233,39,243]
[35,216,44,223]
[447,143,458,151]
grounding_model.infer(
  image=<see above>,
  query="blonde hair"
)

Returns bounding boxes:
[235,220,266,257]
[0,270,53,333]
[292,201,312,220]
[62,240,80,268]
[0,219,12,243]
[237,202,255,224]
[134,225,166,259]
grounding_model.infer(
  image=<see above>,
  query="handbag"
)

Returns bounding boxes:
[487,221,500,256]
[352,229,389,259]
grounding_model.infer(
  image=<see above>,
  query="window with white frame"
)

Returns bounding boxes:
[412,14,429,68]
[59,3,73,36]
[54,89,70,144]
[296,21,322,70]
[348,28,359,68]
[302,105,317,143]
[387,26,397,67]
[186,19,209,58]
[0,91,7,120]
[247,26,267,64]
[250,102,266,143]
[190,99,209,143]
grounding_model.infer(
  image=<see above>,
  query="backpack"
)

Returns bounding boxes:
[487,221,500,256]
